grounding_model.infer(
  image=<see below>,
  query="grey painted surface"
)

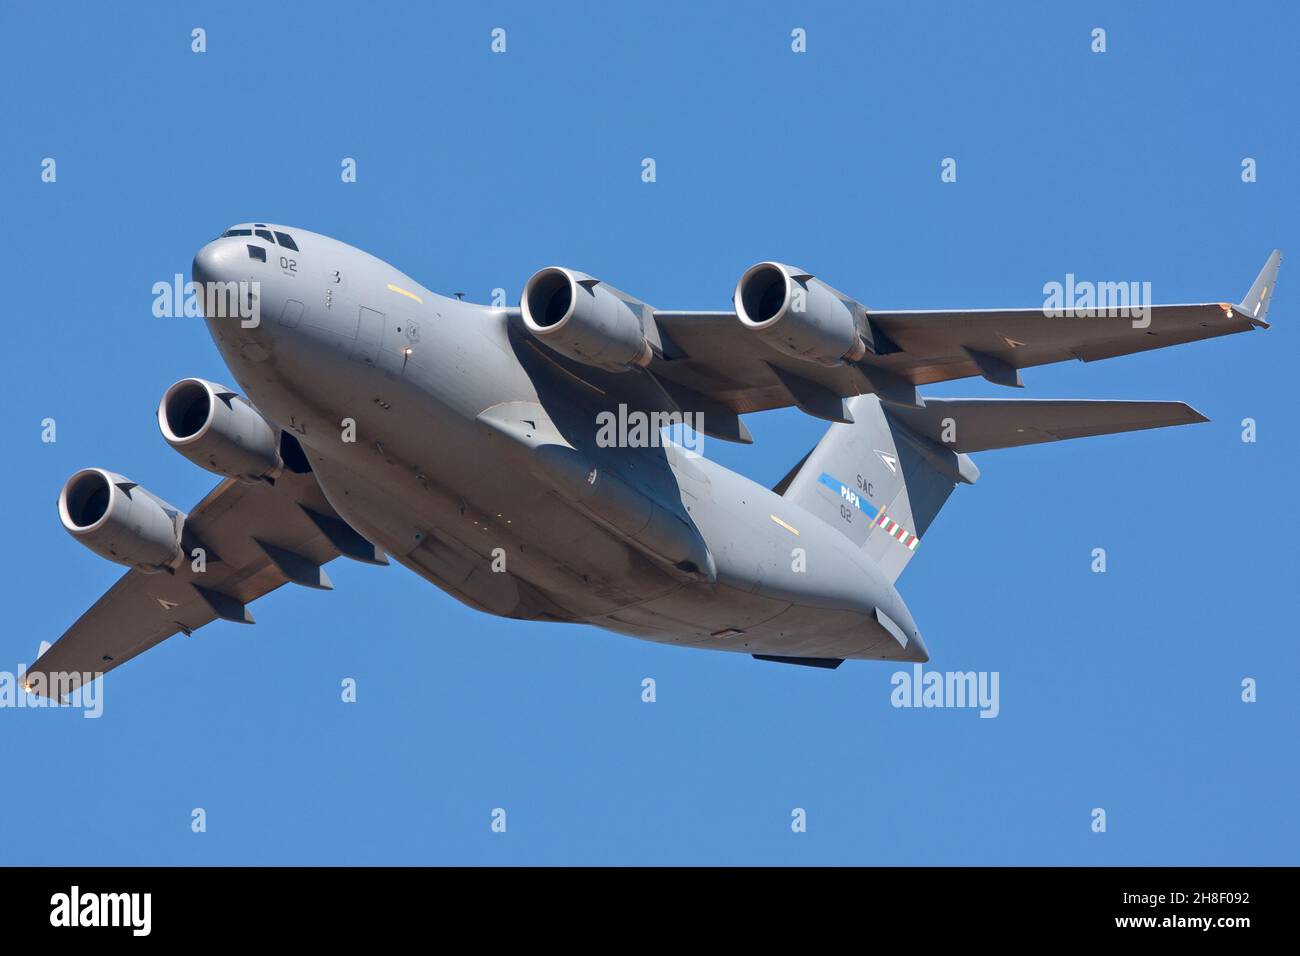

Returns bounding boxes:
[31,225,1271,693]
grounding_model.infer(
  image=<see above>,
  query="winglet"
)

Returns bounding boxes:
[1238,249,1282,328]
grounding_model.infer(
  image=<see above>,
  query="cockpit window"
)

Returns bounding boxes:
[247,244,267,262]
[274,231,299,251]
[255,229,275,243]
[223,229,252,237]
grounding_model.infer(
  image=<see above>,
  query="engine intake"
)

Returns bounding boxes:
[520,267,653,372]
[58,468,183,571]
[734,261,866,366]
[159,378,283,481]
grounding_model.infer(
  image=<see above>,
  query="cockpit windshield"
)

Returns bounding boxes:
[221,227,300,250]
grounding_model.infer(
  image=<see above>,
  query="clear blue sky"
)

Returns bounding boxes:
[1,0,1295,865]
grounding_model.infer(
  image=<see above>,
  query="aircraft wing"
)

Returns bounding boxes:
[648,251,1279,418]
[25,466,386,701]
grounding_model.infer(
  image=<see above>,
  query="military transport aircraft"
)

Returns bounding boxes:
[26,227,1281,696]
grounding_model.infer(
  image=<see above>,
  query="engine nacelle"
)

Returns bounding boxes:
[158,378,283,482]
[58,468,184,571]
[733,261,867,366]
[520,267,653,372]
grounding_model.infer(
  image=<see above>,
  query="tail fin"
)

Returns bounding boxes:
[781,395,1206,582]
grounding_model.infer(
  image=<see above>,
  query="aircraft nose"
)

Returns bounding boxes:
[192,237,238,287]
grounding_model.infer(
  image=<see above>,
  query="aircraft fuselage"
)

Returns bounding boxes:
[192,224,925,663]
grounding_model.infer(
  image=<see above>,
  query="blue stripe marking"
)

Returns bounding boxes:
[817,472,879,520]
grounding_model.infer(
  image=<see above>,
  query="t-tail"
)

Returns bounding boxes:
[778,395,1208,582]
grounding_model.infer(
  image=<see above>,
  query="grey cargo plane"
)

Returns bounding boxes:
[26,226,1281,696]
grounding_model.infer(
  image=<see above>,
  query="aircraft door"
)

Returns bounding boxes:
[351,306,383,366]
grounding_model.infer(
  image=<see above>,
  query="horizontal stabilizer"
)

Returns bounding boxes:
[778,394,1206,585]
[885,399,1208,453]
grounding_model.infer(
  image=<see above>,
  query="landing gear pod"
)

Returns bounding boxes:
[530,444,716,582]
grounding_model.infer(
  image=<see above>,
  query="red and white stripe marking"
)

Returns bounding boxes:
[875,511,920,550]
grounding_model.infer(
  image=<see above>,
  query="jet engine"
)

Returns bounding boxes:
[520,267,653,372]
[158,378,283,482]
[58,468,184,572]
[733,261,867,366]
